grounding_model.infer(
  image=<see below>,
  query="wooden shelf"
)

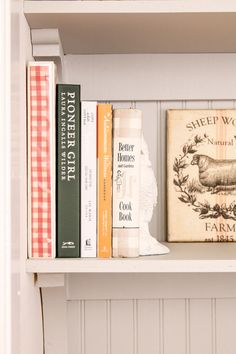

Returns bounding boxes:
[24,1,236,54]
[26,243,236,273]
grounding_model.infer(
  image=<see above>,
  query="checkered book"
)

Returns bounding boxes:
[27,62,56,258]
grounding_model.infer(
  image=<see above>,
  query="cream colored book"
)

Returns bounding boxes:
[167,109,236,242]
[112,108,142,257]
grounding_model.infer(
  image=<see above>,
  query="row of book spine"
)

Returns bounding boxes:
[28,61,141,259]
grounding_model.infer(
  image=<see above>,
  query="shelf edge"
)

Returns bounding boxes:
[26,259,236,274]
[24,0,236,15]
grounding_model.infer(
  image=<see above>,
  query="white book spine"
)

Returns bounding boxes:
[81,101,97,257]
[112,109,142,258]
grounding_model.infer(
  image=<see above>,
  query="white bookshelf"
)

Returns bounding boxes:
[23,0,236,276]
[4,1,236,354]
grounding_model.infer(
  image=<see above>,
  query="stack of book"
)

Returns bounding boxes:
[27,61,142,259]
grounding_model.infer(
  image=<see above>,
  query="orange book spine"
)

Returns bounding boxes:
[97,104,113,258]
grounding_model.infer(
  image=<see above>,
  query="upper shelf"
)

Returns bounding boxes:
[24,1,236,54]
[26,242,236,273]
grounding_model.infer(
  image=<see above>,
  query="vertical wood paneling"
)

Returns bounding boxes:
[135,101,158,177]
[137,300,160,354]
[42,288,68,354]
[160,100,183,241]
[67,301,82,354]
[163,299,186,354]
[216,299,236,354]
[110,101,132,110]
[211,100,235,109]
[211,299,217,354]
[135,101,158,238]
[110,300,134,354]
[133,300,138,354]
[157,100,164,241]
[84,300,108,354]
[189,299,212,354]
[107,300,111,354]
[185,100,210,109]
[185,299,190,354]
[56,296,236,354]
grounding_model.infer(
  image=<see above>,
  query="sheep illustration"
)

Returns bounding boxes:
[191,154,236,193]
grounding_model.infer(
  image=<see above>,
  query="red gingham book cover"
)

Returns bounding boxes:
[28,62,56,258]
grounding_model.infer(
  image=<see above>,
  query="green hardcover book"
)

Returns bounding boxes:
[56,84,81,257]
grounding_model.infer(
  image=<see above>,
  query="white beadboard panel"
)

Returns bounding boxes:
[163,299,186,354]
[212,299,217,354]
[157,100,165,242]
[84,301,108,354]
[64,54,236,101]
[135,101,158,177]
[110,300,134,354]
[42,287,68,354]
[42,293,236,354]
[67,301,82,354]
[137,299,160,354]
[216,299,236,354]
[66,273,236,300]
[185,100,211,109]
[189,299,213,354]
[211,100,235,109]
[135,101,158,237]
[111,101,133,109]
[159,100,183,241]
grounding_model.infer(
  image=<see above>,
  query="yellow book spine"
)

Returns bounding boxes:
[97,104,113,258]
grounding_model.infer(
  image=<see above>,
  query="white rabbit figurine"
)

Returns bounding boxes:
[139,135,169,256]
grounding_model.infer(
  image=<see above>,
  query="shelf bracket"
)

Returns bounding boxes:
[31,28,64,81]
[36,274,65,288]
